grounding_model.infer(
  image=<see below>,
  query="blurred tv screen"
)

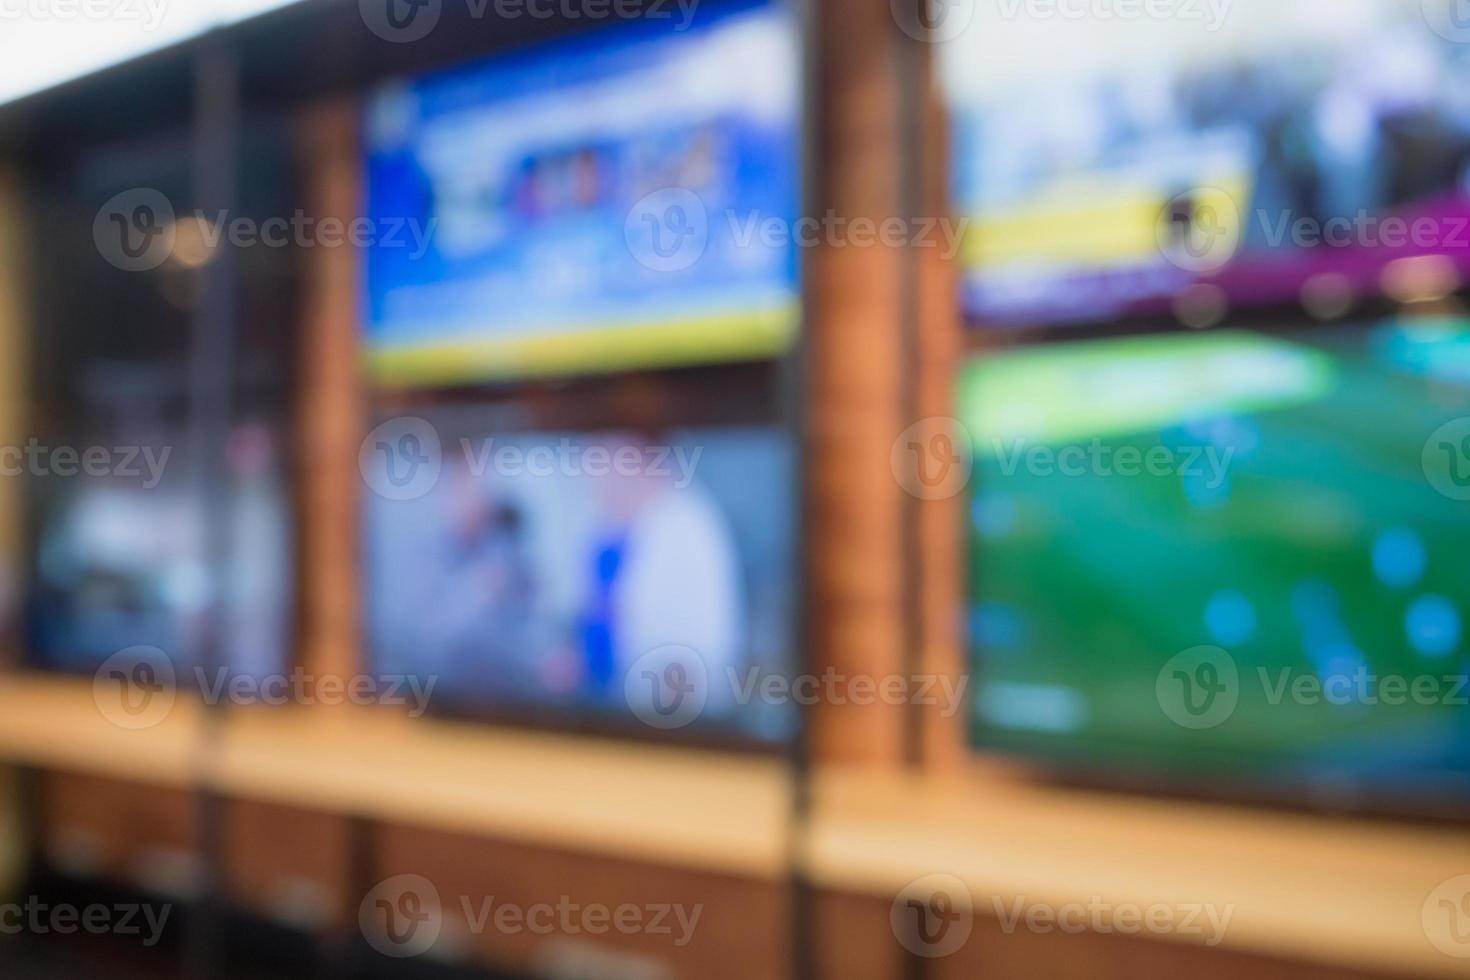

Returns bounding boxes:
[946,0,1470,328]
[365,413,797,742]
[28,421,293,685]
[962,319,1470,806]
[24,121,299,689]
[362,0,801,385]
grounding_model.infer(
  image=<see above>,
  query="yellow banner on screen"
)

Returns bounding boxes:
[960,175,1252,270]
[368,304,800,386]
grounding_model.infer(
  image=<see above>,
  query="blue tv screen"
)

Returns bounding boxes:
[363,0,801,385]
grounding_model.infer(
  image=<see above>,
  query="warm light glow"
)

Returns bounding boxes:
[1382,255,1461,304]
[166,216,219,270]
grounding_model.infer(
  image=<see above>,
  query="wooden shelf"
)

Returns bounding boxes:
[12,672,1462,974]
[213,708,793,879]
[0,674,793,880]
[0,673,203,787]
[800,767,1469,979]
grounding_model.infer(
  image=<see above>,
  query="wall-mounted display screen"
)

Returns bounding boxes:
[28,422,293,685]
[24,121,299,691]
[365,411,796,742]
[945,0,1470,329]
[363,0,800,385]
[962,319,1470,808]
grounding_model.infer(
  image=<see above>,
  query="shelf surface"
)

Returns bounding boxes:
[0,673,793,880]
[0,673,204,787]
[801,767,1470,979]
[214,708,794,879]
[8,672,1464,974]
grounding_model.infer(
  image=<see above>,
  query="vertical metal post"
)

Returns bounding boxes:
[786,0,819,975]
[899,11,933,980]
[186,29,240,980]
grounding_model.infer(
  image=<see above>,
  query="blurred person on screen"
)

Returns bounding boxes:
[582,433,742,711]
[425,464,541,696]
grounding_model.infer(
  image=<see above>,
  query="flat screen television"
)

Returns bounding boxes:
[23,121,300,691]
[27,420,294,686]
[962,317,1470,813]
[945,0,1470,329]
[362,0,801,385]
[364,403,797,743]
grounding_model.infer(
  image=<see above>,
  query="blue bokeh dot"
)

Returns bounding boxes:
[972,602,1025,651]
[1372,527,1426,589]
[972,491,1017,539]
[1205,589,1257,647]
[1406,595,1461,659]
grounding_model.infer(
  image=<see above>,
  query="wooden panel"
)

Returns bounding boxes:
[372,824,792,980]
[293,98,364,688]
[803,768,1470,979]
[806,0,908,766]
[0,166,29,662]
[911,27,968,771]
[37,772,200,896]
[219,798,352,933]
[0,167,31,893]
[931,918,1410,980]
[811,888,901,980]
[816,890,1408,980]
